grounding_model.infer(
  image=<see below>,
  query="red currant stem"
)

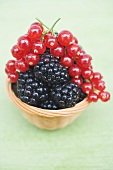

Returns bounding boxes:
[42,30,48,35]
[74,57,77,63]
[16,69,20,72]
[93,88,99,93]
[35,18,49,29]
[41,30,49,39]
[48,18,61,32]
[64,47,67,55]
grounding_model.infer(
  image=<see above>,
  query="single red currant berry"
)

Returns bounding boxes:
[8,73,18,83]
[76,49,85,58]
[32,41,46,54]
[82,68,93,79]
[71,77,83,87]
[44,32,52,41]
[50,45,65,57]
[60,55,74,67]
[88,92,98,102]
[31,22,44,32]
[67,44,81,58]
[45,35,58,49]
[17,35,32,53]
[88,64,93,70]
[28,25,42,41]
[99,91,110,102]
[6,60,16,73]
[82,82,93,94]
[69,64,81,77]
[15,59,29,72]
[95,80,106,91]
[91,72,103,83]
[25,53,40,66]
[5,67,10,74]
[71,36,78,44]
[77,54,92,68]
[58,30,73,46]
[11,45,25,59]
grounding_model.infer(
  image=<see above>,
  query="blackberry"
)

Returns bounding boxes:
[33,51,70,85]
[78,88,87,102]
[17,68,49,107]
[50,82,80,109]
[40,100,58,110]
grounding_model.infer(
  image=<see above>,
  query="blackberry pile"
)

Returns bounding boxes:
[16,50,87,109]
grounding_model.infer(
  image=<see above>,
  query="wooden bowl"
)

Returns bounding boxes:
[6,79,90,130]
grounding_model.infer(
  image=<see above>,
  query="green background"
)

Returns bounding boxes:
[0,0,113,169]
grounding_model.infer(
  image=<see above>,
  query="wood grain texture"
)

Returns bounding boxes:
[0,0,113,169]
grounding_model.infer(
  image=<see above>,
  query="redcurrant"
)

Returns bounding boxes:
[6,60,16,73]
[32,41,46,54]
[82,82,93,94]
[45,35,58,49]
[71,36,78,44]
[25,53,40,66]
[28,25,42,41]
[95,80,106,91]
[15,59,29,72]
[91,72,103,83]
[77,54,92,68]
[17,35,32,53]
[99,91,110,102]
[31,22,44,32]
[5,68,9,74]
[76,49,85,58]
[88,64,93,70]
[88,92,98,102]
[58,30,73,46]
[11,45,25,59]
[67,44,81,58]
[50,45,65,57]
[69,64,81,77]
[82,68,93,79]
[8,73,18,83]
[71,77,83,87]
[60,55,74,67]
[44,32,52,41]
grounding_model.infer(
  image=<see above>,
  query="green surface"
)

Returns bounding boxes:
[0,0,113,169]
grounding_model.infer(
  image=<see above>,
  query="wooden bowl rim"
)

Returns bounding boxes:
[6,78,90,117]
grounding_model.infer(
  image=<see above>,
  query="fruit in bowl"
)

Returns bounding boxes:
[5,18,110,130]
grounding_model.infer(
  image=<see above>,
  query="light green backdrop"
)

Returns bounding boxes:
[0,0,113,169]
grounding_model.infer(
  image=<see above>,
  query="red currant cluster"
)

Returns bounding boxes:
[5,18,110,103]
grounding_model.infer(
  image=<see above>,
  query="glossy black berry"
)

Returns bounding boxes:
[17,69,49,107]
[33,51,70,85]
[50,82,80,109]
[78,88,87,102]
